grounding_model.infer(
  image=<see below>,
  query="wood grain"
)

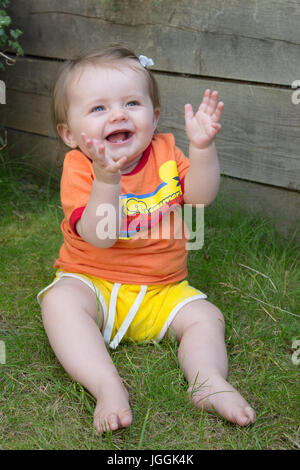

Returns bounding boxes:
[2,57,300,190]
[7,0,300,85]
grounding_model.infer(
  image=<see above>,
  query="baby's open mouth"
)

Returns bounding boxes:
[105,130,133,143]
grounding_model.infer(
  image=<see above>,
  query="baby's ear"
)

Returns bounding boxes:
[57,123,77,148]
[153,108,160,130]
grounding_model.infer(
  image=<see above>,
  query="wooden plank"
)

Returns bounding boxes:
[7,0,300,86]
[158,75,300,191]
[219,176,300,242]
[1,58,61,137]
[3,90,55,137]
[1,57,299,190]
[4,129,66,182]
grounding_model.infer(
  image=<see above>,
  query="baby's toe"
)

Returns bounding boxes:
[236,406,256,426]
[119,408,132,428]
[107,413,119,431]
[94,414,103,435]
[245,406,256,423]
[94,410,132,434]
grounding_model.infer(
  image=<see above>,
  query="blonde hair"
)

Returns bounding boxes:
[52,44,161,134]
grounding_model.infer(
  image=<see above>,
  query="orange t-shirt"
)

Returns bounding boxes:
[54,133,190,284]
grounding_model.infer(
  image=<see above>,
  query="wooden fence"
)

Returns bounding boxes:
[1,0,300,237]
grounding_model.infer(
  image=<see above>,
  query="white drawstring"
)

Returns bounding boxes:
[103,283,121,345]
[104,284,148,349]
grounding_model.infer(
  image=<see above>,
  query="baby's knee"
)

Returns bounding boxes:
[185,299,224,326]
[168,299,225,341]
[40,286,56,310]
[40,284,64,319]
[40,279,103,327]
[202,300,225,327]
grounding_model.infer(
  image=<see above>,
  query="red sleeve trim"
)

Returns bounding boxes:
[180,176,185,195]
[69,206,86,236]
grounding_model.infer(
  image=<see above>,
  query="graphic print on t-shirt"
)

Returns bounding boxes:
[120,160,184,239]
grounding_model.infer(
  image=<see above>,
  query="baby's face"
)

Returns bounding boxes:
[61,63,160,171]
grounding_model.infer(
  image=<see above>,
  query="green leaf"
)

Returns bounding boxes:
[10,28,22,40]
[0,1,23,68]
[0,14,11,27]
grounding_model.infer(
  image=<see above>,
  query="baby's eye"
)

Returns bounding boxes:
[92,105,105,112]
[126,101,139,107]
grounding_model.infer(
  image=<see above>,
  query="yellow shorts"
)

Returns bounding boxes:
[37,270,207,349]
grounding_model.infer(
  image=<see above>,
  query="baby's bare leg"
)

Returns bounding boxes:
[41,277,132,433]
[168,300,256,426]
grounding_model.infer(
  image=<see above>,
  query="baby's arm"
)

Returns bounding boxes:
[76,134,128,248]
[183,89,224,206]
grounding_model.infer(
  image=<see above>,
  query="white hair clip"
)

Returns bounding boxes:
[139,55,154,68]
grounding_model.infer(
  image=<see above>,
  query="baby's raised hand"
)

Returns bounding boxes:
[81,133,127,184]
[185,89,224,149]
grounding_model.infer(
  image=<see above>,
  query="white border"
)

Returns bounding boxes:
[155,293,207,342]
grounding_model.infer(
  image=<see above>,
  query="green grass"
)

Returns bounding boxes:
[0,153,299,450]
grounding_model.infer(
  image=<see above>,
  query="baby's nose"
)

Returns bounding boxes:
[109,107,128,123]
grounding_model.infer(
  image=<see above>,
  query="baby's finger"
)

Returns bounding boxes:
[102,155,128,175]
[184,104,194,126]
[81,132,93,149]
[109,156,128,173]
[185,103,194,118]
[212,101,224,123]
[206,90,219,116]
[92,139,105,158]
[81,133,105,162]
[116,156,128,168]
[198,89,210,113]
[211,122,221,132]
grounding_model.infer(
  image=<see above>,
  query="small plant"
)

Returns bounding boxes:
[0,0,23,70]
[0,0,23,148]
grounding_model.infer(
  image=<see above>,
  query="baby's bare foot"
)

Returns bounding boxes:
[188,374,256,427]
[93,376,132,434]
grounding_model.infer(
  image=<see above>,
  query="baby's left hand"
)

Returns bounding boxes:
[185,89,224,149]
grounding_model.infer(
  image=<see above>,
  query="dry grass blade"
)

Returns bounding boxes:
[219,282,300,318]
[246,294,300,318]
[260,305,277,322]
[283,433,300,450]
[238,263,277,291]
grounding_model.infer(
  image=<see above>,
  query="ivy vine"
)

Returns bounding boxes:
[0,0,23,70]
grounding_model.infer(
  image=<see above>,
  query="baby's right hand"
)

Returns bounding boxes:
[81,133,127,184]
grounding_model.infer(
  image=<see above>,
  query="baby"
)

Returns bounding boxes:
[38,44,256,434]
